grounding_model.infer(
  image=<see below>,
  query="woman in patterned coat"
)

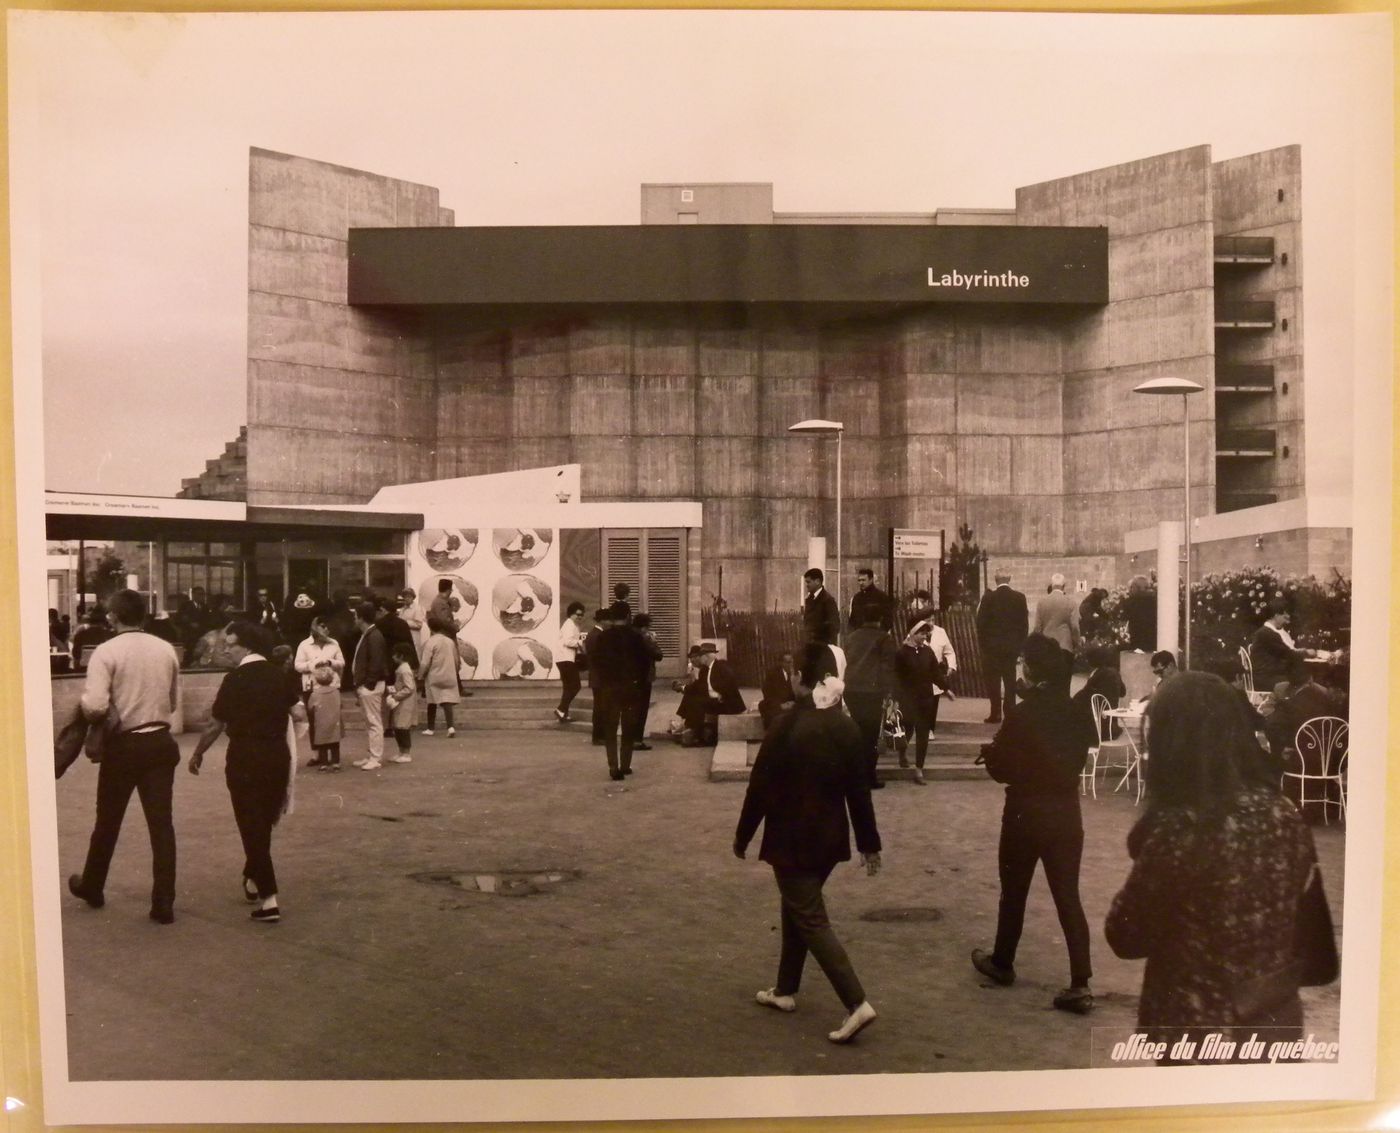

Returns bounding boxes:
[1106,672,1334,1060]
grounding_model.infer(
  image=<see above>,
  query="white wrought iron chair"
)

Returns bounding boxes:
[1239,645,1269,708]
[1085,693,1137,801]
[1282,715,1348,825]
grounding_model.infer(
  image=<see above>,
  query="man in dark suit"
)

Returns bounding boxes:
[677,643,745,746]
[802,568,841,647]
[847,568,892,633]
[734,641,882,1045]
[590,608,654,780]
[976,572,1029,724]
[758,651,797,729]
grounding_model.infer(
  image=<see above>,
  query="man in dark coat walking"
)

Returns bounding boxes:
[734,642,882,1044]
[976,572,1029,724]
[590,608,655,780]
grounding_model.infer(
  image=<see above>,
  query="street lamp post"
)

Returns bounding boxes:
[788,419,846,615]
[1132,378,1205,669]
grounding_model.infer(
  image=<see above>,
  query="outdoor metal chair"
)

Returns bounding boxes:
[1239,645,1269,707]
[1085,692,1136,801]
[1282,715,1348,825]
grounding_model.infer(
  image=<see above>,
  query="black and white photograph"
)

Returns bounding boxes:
[7,7,1393,1126]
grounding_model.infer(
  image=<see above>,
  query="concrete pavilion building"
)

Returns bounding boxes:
[222,143,1340,637]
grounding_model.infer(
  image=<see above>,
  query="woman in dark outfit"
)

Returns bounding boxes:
[733,643,882,1045]
[1105,672,1337,1060]
[893,621,952,785]
[190,621,303,923]
[972,633,1099,1013]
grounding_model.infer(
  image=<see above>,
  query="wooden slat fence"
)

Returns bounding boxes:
[701,603,985,697]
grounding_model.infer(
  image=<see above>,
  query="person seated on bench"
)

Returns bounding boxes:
[675,643,745,746]
[758,651,797,730]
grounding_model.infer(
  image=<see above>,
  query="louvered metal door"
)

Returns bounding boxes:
[602,528,686,678]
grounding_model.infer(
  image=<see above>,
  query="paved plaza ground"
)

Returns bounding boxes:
[51,696,1344,1084]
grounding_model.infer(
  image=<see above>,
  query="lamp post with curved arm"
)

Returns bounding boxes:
[787,419,846,617]
[1133,377,1205,669]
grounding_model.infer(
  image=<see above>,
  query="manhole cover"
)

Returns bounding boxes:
[860,906,944,923]
[409,869,582,897]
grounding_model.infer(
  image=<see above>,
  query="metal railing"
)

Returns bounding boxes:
[1216,428,1277,455]
[1217,490,1279,512]
[1213,236,1275,262]
[1215,363,1274,391]
[1214,300,1275,325]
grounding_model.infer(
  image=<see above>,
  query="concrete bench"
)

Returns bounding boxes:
[717,713,765,742]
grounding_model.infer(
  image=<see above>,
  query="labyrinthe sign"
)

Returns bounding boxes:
[348,224,1108,307]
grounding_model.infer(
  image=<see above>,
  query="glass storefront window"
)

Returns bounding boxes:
[368,558,406,595]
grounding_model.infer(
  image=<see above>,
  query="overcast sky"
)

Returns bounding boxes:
[10,9,1391,498]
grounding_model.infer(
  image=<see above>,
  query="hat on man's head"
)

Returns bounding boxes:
[688,642,719,657]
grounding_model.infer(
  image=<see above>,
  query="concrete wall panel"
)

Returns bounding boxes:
[569,375,633,436]
[705,558,759,614]
[956,435,1013,495]
[898,317,959,373]
[569,320,632,376]
[250,361,433,441]
[953,317,1063,375]
[510,325,571,379]
[822,378,882,437]
[821,332,888,380]
[760,377,822,437]
[635,436,697,498]
[956,373,1062,435]
[759,327,822,379]
[633,324,695,376]
[697,375,759,437]
[1213,146,1301,233]
[634,374,696,435]
[438,382,512,441]
[881,372,955,435]
[249,226,346,305]
[697,437,759,498]
[962,495,1064,555]
[1017,146,1212,237]
[1108,224,1213,302]
[760,436,821,498]
[249,426,429,500]
[698,327,760,376]
[512,437,572,471]
[573,435,635,498]
[702,498,763,559]
[1011,435,1064,496]
[1063,431,1114,495]
[766,498,821,559]
[436,332,507,381]
[511,376,570,437]
[436,439,514,479]
[887,494,958,534]
[890,434,955,497]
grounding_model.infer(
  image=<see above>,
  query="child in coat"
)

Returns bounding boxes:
[307,662,344,770]
[384,642,419,763]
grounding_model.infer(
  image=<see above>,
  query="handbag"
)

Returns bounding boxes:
[1231,860,1339,1021]
[880,697,905,751]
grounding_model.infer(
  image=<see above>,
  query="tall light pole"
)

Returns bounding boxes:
[788,418,846,615]
[1133,377,1205,669]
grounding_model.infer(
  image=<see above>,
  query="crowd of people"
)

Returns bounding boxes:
[731,567,1340,1051]
[57,565,1342,1061]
